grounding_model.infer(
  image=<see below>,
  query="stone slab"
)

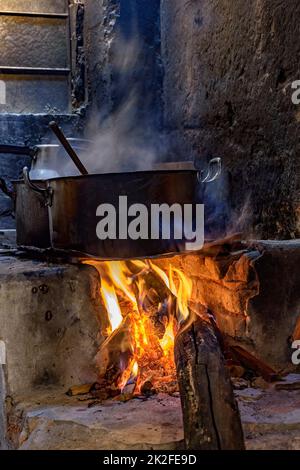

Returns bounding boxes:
[14,391,184,450]
[6,374,300,450]
[237,374,300,450]
[0,255,105,396]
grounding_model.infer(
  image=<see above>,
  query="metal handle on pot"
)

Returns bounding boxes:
[0,146,39,199]
[23,167,53,207]
[0,178,15,200]
[198,157,222,183]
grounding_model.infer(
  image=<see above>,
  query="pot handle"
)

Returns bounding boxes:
[198,157,222,183]
[0,178,15,200]
[23,167,53,206]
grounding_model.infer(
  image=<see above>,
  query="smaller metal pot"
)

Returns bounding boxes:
[0,140,91,249]
[29,139,92,179]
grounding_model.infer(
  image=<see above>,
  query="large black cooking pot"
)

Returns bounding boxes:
[21,158,221,259]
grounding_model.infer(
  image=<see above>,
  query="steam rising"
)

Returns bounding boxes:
[81,91,165,174]
[72,33,166,175]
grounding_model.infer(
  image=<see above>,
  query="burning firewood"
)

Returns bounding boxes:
[129,262,177,339]
[87,259,193,397]
[95,315,134,385]
[175,312,245,450]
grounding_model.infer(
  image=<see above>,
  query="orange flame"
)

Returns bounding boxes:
[100,278,123,333]
[84,259,192,394]
[149,261,192,322]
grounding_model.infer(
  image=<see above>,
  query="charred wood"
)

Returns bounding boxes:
[229,345,280,382]
[175,315,245,450]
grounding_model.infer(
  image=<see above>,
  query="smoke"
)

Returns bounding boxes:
[71,31,167,175]
[80,92,166,174]
[227,194,254,237]
[199,171,254,240]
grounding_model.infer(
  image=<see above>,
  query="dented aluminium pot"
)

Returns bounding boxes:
[0,140,91,249]
[21,158,222,259]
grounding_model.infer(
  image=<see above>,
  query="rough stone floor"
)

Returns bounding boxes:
[13,392,183,450]
[7,374,300,450]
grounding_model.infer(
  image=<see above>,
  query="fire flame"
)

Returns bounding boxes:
[100,277,123,334]
[84,259,192,395]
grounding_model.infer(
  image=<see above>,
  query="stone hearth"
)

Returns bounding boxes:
[5,374,300,450]
[0,239,299,449]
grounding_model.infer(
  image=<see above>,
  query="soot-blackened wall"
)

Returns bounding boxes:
[161,0,300,239]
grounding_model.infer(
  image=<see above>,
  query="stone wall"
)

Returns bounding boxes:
[1,0,299,239]
[84,0,162,135]
[0,366,7,449]
[156,240,300,370]
[161,0,300,239]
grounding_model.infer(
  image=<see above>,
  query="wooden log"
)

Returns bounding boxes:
[197,233,244,258]
[95,315,134,381]
[66,383,94,397]
[229,345,280,382]
[130,265,177,338]
[174,315,245,450]
[275,381,300,391]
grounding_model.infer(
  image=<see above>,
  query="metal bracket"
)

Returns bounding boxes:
[0,11,68,19]
[0,66,70,76]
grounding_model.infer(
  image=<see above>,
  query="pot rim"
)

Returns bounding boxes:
[12,167,199,185]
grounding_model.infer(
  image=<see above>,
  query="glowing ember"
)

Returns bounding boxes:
[84,259,192,395]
